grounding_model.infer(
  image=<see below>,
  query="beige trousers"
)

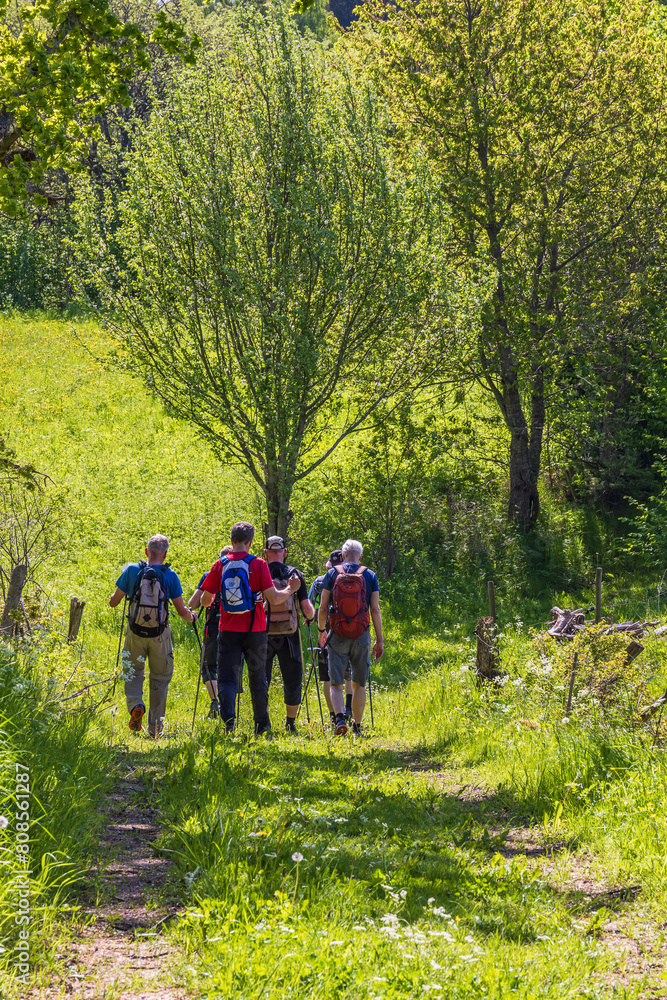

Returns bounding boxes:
[123,624,174,735]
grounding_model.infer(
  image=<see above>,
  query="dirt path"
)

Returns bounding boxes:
[29,751,192,1000]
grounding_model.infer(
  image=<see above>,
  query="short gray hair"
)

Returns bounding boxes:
[147,534,169,557]
[341,538,363,562]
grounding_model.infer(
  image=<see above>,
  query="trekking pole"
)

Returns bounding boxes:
[297,625,312,723]
[191,617,204,735]
[368,664,375,727]
[305,621,325,729]
[111,595,128,698]
[297,658,314,722]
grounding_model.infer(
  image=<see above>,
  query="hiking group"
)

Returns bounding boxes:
[109,523,383,739]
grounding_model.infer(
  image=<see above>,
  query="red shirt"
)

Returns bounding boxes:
[201,552,273,633]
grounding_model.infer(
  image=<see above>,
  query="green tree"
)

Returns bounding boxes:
[76,4,458,537]
[0,0,198,214]
[359,0,667,529]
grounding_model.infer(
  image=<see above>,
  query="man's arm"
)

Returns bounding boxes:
[370,591,384,661]
[201,578,300,609]
[109,587,125,608]
[188,587,204,611]
[300,597,315,622]
[173,596,196,623]
[317,588,331,647]
[263,578,301,604]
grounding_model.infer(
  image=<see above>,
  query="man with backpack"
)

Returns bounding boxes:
[263,536,315,733]
[109,534,196,737]
[188,545,243,719]
[199,521,301,736]
[317,538,384,736]
[308,549,354,728]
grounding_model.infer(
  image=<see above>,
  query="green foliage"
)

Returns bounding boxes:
[74,2,465,536]
[0,209,75,310]
[0,0,199,215]
[359,0,667,528]
[546,256,667,505]
[296,402,450,579]
[622,473,667,571]
[291,0,337,40]
[530,623,647,721]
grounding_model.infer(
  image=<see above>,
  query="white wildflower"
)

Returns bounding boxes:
[291,852,304,862]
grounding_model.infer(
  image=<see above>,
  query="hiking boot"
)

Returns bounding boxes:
[224,719,235,735]
[352,721,365,737]
[128,704,145,732]
[285,719,298,735]
[254,721,272,739]
[334,714,348,736]
[208,699,220,719]
[345,709,353,725]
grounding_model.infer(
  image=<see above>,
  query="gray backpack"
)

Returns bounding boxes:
[128,562,169,637]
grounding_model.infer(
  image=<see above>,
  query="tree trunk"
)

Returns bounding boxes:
[504,371,544,530]
[264,465,293,542]
[1,563,28,635]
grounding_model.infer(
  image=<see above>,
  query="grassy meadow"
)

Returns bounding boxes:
[2,314,667,998]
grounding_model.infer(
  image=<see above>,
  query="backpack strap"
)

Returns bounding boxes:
[130,560,148,601]
[218,553,262,631]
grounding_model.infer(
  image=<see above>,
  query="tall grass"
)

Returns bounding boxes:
[0,641,114,990]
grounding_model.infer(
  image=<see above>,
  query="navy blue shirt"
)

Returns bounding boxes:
[116,562,183,600]
[321,563,379,604]
[308,574,326,605]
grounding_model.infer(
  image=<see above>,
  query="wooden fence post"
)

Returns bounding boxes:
[67,597,86,643]
[476,580,500,684]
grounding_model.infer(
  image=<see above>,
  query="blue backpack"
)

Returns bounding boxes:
[219,554,262,628]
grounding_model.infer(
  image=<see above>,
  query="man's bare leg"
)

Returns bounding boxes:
[351,680,366,724]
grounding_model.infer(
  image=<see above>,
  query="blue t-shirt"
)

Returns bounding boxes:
[116,562,183,601]
[321,563,379,605]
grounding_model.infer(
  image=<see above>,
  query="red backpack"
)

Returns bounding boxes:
[330,565,370,640]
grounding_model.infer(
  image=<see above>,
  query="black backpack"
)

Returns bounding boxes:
[128,562,170,638]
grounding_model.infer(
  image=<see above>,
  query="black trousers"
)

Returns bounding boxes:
[217,630,268,727]
[266,633,302,706]
[203,627,243,692]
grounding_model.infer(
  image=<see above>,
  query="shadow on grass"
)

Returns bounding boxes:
[147,732,613,945]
